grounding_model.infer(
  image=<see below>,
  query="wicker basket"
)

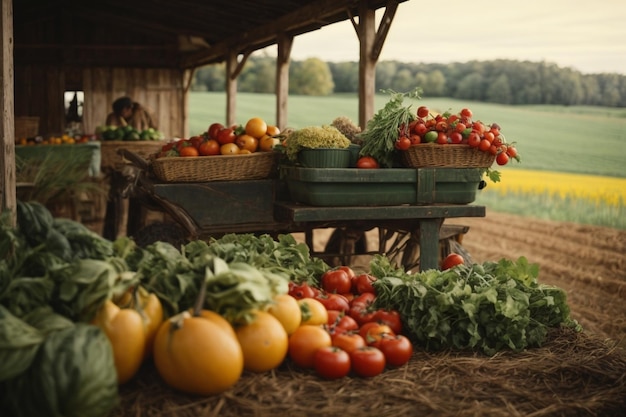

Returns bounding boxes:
[151,151,278,182]
[15,117,40,139]
[100,140,165,171]
[401,143,496,168]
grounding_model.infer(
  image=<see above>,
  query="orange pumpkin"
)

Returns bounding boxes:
[153,310,243,395]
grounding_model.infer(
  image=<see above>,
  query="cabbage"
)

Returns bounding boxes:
[1,323,119,417]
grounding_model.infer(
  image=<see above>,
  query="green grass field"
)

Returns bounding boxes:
[189,92,626,228]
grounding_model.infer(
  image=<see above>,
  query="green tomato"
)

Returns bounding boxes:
[424,131,438,143]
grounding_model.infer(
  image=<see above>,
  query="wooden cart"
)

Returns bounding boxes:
[118,152,485,271]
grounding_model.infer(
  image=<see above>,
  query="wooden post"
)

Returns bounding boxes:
[354,0,399,130]
[357,2,376,130]
[1,0,16,225]
[276,33,293,131]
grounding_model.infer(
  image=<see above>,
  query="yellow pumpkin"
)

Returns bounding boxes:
[153,310,243,395]
[91,300,146,384]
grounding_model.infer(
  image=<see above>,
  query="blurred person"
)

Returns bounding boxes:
[129,101,157,130]
[105,96,133,127]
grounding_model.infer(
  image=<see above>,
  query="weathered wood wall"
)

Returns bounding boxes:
[14,65,189,139]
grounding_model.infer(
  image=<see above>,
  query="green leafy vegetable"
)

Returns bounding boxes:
[370,255,581,355]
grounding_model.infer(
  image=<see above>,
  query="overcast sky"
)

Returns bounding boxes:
[260,0,626,75]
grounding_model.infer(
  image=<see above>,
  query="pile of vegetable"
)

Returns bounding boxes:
[1,202,581,413]
[96,125,164,141]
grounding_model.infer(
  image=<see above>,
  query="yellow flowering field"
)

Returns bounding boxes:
[476,169,626,229]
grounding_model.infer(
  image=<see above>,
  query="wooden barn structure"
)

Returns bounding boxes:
[1,0,409,220]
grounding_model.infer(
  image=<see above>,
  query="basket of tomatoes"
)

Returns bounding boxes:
[399,106,516,169]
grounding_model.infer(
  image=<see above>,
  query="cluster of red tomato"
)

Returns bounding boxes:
[394,106,519,166]
[156,118,281,158]
[287,266,413,379]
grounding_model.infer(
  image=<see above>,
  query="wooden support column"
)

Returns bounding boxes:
[1,0,16,224]
[276,33,293,131]
[353,0,399,130]
[225,49,251,127]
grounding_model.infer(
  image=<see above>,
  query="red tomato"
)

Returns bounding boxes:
[373,309,402,335]
[314,346,351,380]
[441,253,464,270]
[436,131,448,144]
[326,309,342,327]
[216,127,236,145]
[288,282,319,300]
[506,146,518,158]
[460,108,473,119]
[332,332,366,353]
[356,156,379,169]
[198,139,220,156]
[353,273,377,295]
[478,139,491,152]
[350,346,386,378]
[315,293,350,313]
[417,106,429,118]
[337,266,356,281]
[449,131,463,144]
[414,123,428,136]
[350,292,376,308]
[321,269,352,294]
[395,136,411,151]
[376,334,413,367]
[467,131,481,147]
[496,151,510,166]
[208,122,224,140]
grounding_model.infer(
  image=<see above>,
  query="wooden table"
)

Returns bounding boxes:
[274,202,486,271]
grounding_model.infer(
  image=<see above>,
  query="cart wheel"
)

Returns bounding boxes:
[131,221,189,248]
[324,227,368,266]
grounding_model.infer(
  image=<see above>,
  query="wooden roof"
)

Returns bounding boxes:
[14,0,408,69]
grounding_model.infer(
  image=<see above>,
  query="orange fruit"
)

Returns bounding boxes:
[245,117,268,139]
[220,143,240,155]
[235,311,288,372]
[236,134,259,153]
[266,125,281,136]
[259,135,280,152]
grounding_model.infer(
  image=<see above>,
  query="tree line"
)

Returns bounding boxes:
[192,55,626,108]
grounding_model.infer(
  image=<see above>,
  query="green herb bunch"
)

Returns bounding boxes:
[358,88,422,168]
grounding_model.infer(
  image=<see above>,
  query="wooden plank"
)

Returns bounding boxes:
[274,202,486,222]
[1,0,16,222]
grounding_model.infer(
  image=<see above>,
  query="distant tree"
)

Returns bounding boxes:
[329,62,359,92]
[376,62,398,91]
[486,74,512,104]
[392,68,414,92]
[290,58,334,95]
[456,72,485,101]
[193,64,225,91]
[424,70,446,97]
[240,57,275,93]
